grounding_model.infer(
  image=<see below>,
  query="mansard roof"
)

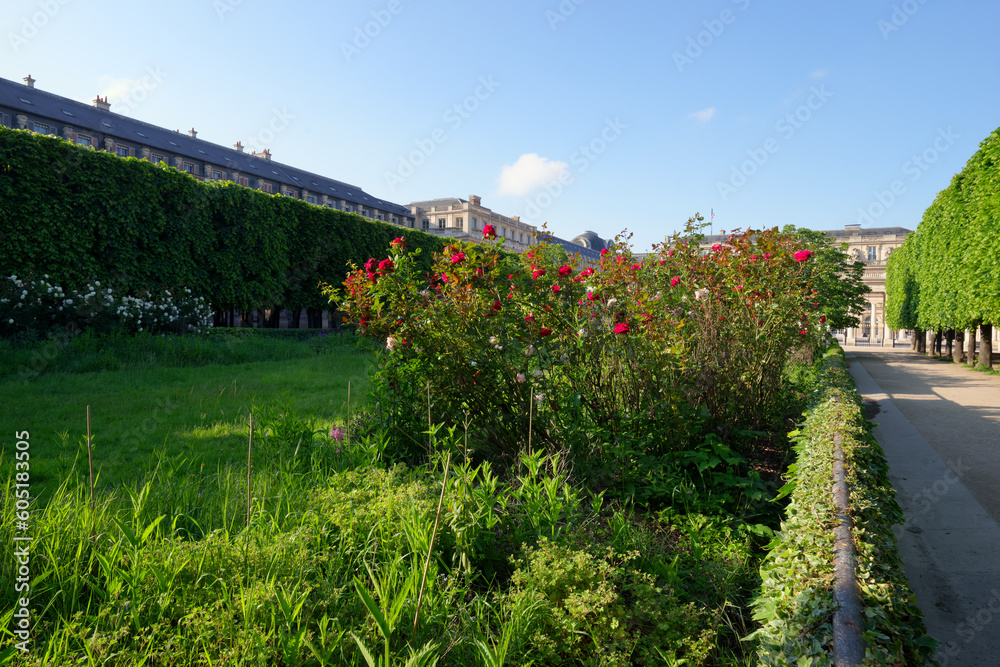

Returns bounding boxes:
[0,76,412,219]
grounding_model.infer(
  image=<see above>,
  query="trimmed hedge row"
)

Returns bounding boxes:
[750,346,936,665]
[0,127,444,321]
[886,126,1000,336]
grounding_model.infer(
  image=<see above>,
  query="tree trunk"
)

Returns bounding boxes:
[968,325,979,366]
[911,330,920,351]
[288,309,302,329]
[979,324,993,370]
[307,308,324,328]
[916,329,926,353]
[945,329,954,359]
[953,329,965,363]
[240,310,254,327]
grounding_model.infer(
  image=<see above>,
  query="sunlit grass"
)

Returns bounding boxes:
[0,332,371,501]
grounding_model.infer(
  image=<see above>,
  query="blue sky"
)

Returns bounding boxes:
[5,0,1000,251]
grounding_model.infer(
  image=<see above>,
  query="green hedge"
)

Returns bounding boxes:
[750,346,936,665]
[0,127,444,319]
[886,127,1000,332]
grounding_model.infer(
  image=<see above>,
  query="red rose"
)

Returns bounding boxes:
[378,258,394,274]
[482,224,496,239]
[390,237,406,249]
[451,252,466,264]
[558,265,572,277]
[614,322,629,334]
[552,285,561,293]
[539,327,552,337]
[492,300,502,311]
[794,250,814,263]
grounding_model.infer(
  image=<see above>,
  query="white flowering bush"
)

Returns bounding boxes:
[0,275,213,337]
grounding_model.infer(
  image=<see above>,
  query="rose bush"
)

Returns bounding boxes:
[330,216,857,469]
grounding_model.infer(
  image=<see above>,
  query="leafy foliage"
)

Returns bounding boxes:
[0,127,443,327]
[886,126,1000,332]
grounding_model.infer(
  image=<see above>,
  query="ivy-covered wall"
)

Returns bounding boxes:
[0,127,443,322]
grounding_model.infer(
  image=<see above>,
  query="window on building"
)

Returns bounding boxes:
[438,218,446,229]
[306,195,316,204]
[456,217,463,227]
[76,134,92,147]
[1,113,9,127]
[519,233,523,243]
[212,170,224,180]
[116,145,130,158]
[502,227,507,238]
[391,216,397,224]
[471,217,477,230]
[260,182,273,194]
[422,218,430,230]
[238,176,250,187]
[867,246,877,261]
[150,154,164,164]
[32,122,49,134]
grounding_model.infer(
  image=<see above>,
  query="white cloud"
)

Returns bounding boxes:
[98,75,145,104]
[687,107,716,123]
[810,69,829,79]
[497,153,570,196]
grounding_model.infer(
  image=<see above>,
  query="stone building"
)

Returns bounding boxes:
[0,74,416,228]
[408,195,537,253]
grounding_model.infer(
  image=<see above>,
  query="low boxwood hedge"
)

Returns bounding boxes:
[750,345,938,665]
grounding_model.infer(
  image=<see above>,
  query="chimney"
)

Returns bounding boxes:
[188,128,197,138]
[511,216,520,223]
[251,149,271,161]
[844,223,862,231]
[23,74,35,88]
[93,95,111,111]
[469,194,481,206]
[234,141,244,152]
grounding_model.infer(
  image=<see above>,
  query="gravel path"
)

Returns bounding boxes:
[846,348,1000,667]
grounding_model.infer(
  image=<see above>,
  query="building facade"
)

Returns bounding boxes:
[0,75,416,228]
[408,195,537,253]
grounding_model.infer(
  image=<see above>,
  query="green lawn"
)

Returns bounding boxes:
[0,333,372,501]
